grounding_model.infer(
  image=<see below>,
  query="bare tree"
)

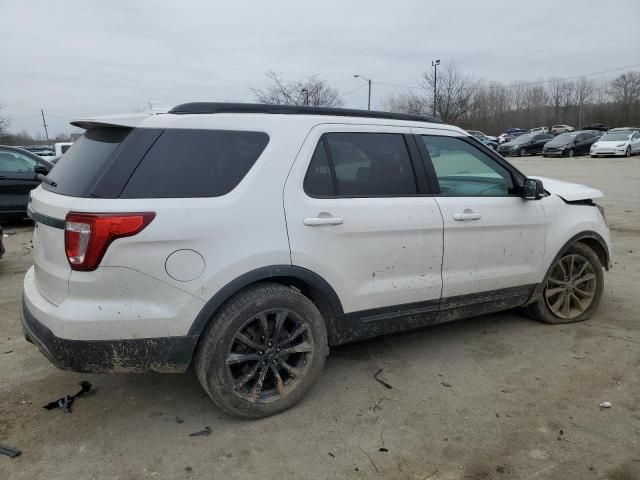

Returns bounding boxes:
[251,71,343,107]
[0,103,10,140]
[421,63,478,123]
[609,71,640,124]
[573,77,595,127]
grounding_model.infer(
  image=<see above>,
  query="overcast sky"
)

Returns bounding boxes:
[1,0,639,136]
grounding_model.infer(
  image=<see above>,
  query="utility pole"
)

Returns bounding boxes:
[431,59,440,117]
[353,74,372,110]
[301,88,309,106]
[40,109,51,147]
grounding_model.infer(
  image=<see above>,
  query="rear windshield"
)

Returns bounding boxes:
[43,128,131,196]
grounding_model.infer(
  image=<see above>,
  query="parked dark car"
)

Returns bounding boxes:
[542,130,601,157]
[581,123,609,132]
[497,133,553,156]
[0,146,53,219]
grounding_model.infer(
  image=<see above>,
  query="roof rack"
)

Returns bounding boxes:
[168,102,442,124]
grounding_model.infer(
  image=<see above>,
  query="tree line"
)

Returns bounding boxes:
[249,67,640,134]
[384,65,640,134]
[2,68,638,143]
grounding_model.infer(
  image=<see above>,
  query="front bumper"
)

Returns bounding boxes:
[21,297,197,373]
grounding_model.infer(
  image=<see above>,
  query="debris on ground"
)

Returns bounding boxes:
[328,452,335,458]
[189,426,212,437]
[599,401,612,409]
[440,382,453,388]
[175,416,184,424]
[378,447,389,452]
[0,444,22,458]
[374,369,393,389]
[43,381,92,413]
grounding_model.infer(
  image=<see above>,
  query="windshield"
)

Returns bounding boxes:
[601,132,631,141]
[512,134,533,144]
[550,133,578,144]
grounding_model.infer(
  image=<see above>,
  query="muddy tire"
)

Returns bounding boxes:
[526,242,604,324]
[195,283,328,419]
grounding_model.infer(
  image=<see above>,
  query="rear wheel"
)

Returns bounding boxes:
[195,284,328,418]
[527,242,603,324]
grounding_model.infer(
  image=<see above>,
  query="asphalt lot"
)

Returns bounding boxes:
[1,155,639,480]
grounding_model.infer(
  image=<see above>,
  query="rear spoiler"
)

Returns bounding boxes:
[70,112,161,130]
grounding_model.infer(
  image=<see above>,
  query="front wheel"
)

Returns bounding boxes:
[519,148,526,157]
[195,284,328,418]
[625,146,631,157]
[526,242,604,324]
[568,148,574,158]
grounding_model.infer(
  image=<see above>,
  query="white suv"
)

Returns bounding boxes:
[22,103,610,418]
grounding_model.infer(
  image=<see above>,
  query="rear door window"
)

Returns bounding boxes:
[318,132,417,196]
[121,130,269,198]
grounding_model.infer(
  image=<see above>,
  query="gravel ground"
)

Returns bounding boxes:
[1,155,639,480]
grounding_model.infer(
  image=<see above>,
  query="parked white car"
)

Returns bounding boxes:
[551,124,575,135]
[528,126,549,134]
[22,103,610,419]
[590,130,640,157]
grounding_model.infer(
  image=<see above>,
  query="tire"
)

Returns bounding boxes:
[568,148,574,158]
[625,146,631,157]
[195,283,328,419]
[519,148,526,157]
[526,242,604,324]
[542,154,548,158]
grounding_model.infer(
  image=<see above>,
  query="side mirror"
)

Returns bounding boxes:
[522,178,544,200]
[34,164,49,175]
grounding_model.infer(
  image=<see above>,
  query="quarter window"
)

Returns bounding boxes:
[121,129,269,198]
[421,135,514,196]
[304,133,417,197]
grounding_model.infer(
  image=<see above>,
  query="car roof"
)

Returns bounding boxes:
[71,103,466,135]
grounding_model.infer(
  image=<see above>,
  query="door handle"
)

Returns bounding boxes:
[304,217,344,226]
[453,211,481,221]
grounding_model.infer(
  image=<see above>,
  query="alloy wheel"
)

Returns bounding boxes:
[544,254,596,319]
[225,309,315,404]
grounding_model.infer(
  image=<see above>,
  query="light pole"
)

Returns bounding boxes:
[301,88,309,106]
[353,74,372,110]
[431,59,440,117]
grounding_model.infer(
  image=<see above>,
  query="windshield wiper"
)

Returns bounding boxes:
[37,173,57,188]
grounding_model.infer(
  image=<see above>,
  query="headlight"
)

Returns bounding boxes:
[616,143,626,147]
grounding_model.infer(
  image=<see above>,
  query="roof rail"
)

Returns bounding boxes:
[168,102,442,124]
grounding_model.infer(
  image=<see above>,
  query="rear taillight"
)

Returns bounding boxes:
[64,212,155,271]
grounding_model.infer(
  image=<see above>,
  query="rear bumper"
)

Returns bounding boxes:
[21,296,197,374]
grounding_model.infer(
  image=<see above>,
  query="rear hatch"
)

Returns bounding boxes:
[29,125,139,305]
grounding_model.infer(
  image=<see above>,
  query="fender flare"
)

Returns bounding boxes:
[188,265,344,339]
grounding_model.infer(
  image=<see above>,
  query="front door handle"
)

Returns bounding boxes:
[304,217,344,226]
[453,210,481,221]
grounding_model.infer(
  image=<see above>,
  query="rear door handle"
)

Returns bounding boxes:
[453,211,481,221]
[304,217,344,226]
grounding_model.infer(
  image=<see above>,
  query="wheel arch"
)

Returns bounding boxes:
[188,265,345,344]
